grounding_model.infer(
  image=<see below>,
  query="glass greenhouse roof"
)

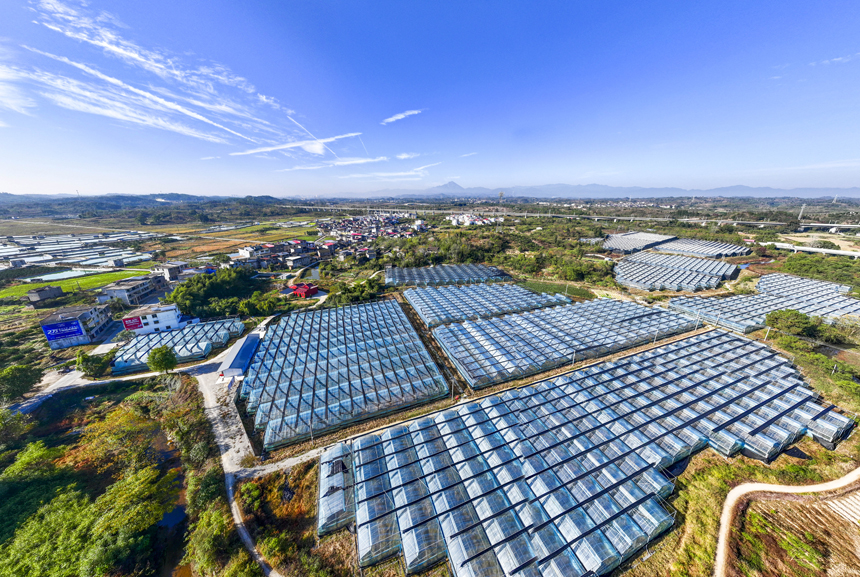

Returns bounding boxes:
[386,264,511,287]
[669,273,860,333]
[602,232,676,254]
[434,299,698,389]
[623,252,738,279]
[318,330,853,576]
[653,239,750,258]
[112,319,245,373]
[614,254,737,292]
[404,284,571,328]
[241,300,449,449]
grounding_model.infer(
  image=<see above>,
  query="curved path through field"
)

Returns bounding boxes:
[713,465,860,577]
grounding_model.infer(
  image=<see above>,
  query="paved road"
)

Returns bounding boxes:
[713,465,860,577]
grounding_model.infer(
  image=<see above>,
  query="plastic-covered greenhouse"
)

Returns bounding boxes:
[404,284,571,328]
[434,300,698,389]
[602,232,676,254]
[319,330,854,576]
[385,264,511,287]
[756,274,860,316]
[614,261,725,292]
[240,300,448,449]
[653,239,750,258]
[668,273,860,332]
[112,319,245,374]
[623,252,738,279]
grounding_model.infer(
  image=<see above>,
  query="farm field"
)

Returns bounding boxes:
[0,270,144,298]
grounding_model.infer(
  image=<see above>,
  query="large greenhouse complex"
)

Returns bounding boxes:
[623,252,738,279]
[614,253,738,292]
[386,264,511,287]
[404,284,571,328]
[653,238,750,258]
[601,232,676,254]
[668,273,860,332]
[317,330,853,576]
[240,300,449,449]
[111,319,245,374]
[433,300,698,389]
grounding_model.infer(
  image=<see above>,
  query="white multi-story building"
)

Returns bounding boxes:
[121,303,190,335]
[40,304,112,350]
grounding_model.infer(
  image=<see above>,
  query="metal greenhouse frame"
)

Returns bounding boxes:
[241,300,449,449]
[614,261,724,292]
[433,300,698,389]
[319,330,854,577]
[602,232,676,254]
[386,264,511,287]
[668,273,860,332]
[653,239,750,258]
[111,319,245,374]
[404,284,571,328]
[623,252,738,279]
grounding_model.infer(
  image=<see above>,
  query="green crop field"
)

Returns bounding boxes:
[0,271,144,298]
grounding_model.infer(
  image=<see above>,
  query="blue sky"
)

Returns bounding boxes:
[1,1,859,196]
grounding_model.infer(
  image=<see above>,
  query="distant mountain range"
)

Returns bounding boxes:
[2,183,860,205]
[339,182,860,200]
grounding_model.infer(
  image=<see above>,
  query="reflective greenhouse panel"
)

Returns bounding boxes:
[242,300,449,448]
[434,299,698,389]
[404,283,571,328]
[112,318,244,373]
[669,273,860,333]
[386,264,511,287]
[653,238,750,258]
[320,330,852,575]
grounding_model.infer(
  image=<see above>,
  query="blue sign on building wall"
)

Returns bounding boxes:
[42,320,85,342]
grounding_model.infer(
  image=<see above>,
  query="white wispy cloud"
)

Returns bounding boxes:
[35,0,259,95]
[459,152,478,157]
[381,109,423,125]
[24,46,256,142]
[809,52,860,66]
[230,133,361,156]
[277,156,388,172]
[0,65,37,114]
[200,156,219,160]
[0,0,373,167]
[1,0,315,147]
[396,152,419,159]
[340,161,441,179]
[1,63,227,142]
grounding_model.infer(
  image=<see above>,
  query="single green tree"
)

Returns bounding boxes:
[147,345,177,374]
[76,350,115,378]
[116,330,138,343]
[0,365,43,402]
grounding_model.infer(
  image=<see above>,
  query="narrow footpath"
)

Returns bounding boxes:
[713,465,860,577]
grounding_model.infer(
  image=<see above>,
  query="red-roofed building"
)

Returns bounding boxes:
[288,283,318,298]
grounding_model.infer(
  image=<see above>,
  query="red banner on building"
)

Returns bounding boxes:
[122,316,143,330]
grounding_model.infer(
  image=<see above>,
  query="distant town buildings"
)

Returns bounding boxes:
[40,304,112,350]
[446,214,505,226]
